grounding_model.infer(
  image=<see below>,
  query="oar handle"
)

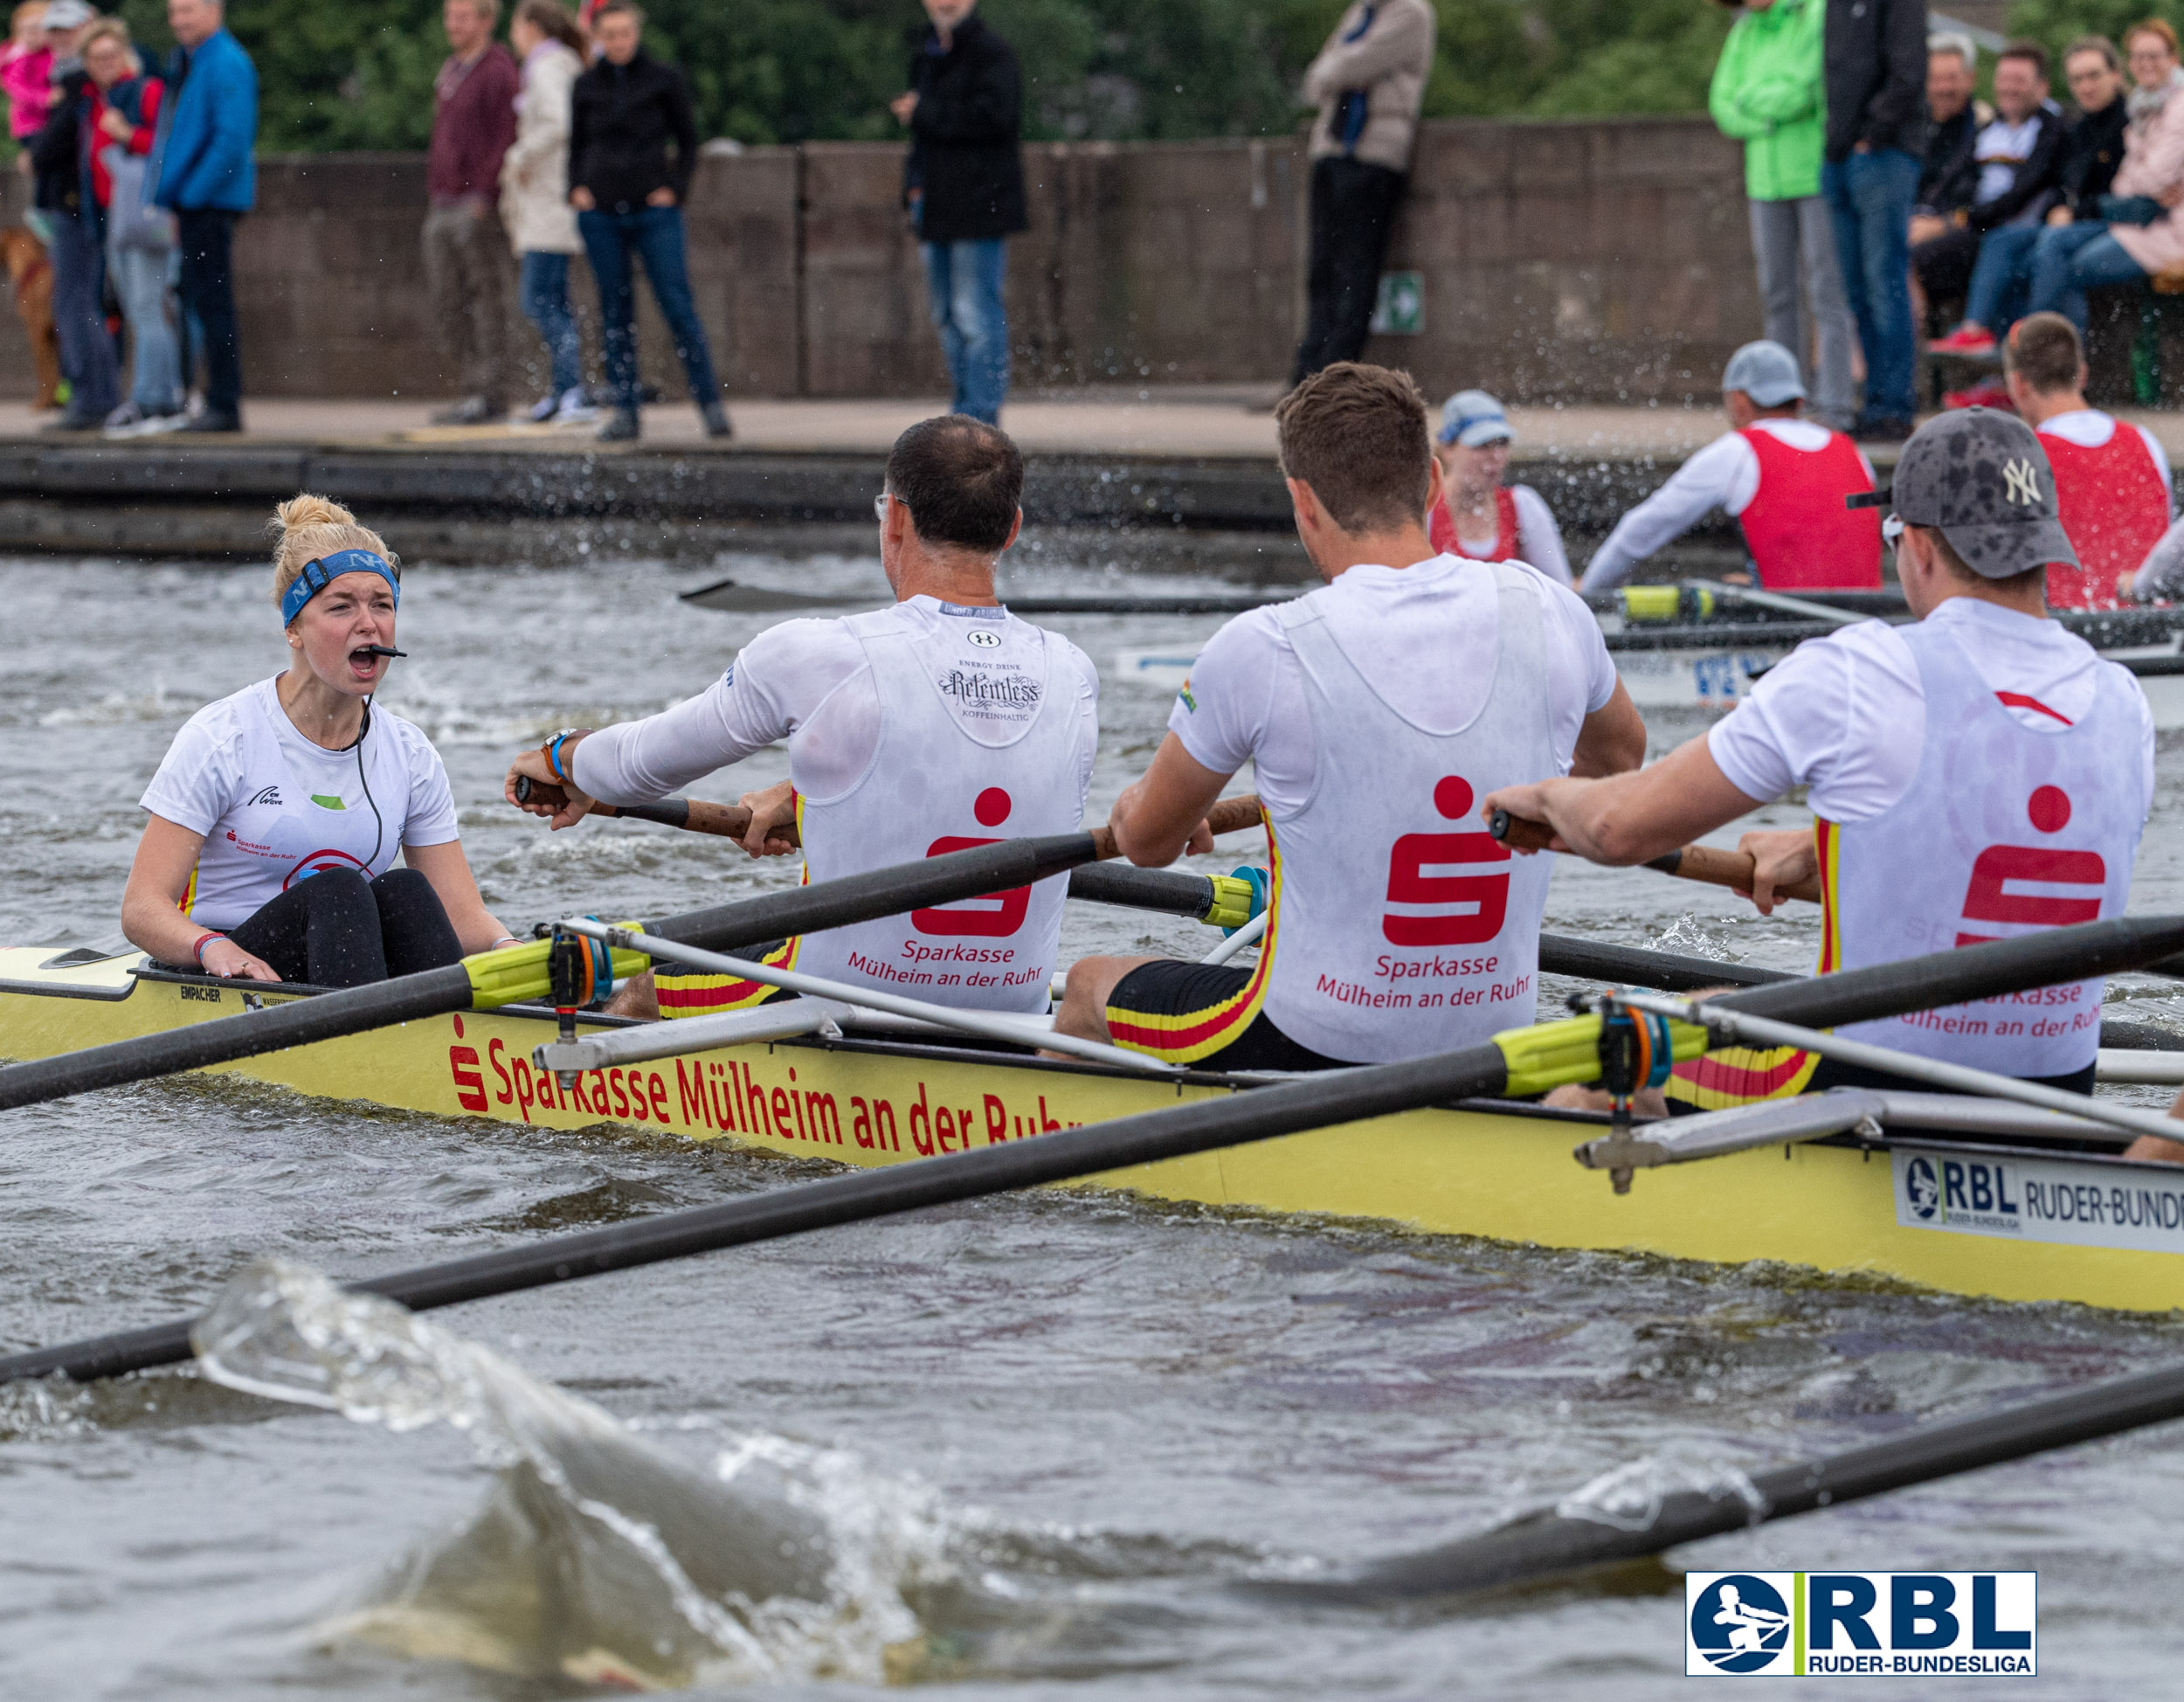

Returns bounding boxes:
[1486,810,1823,905]
[517,777,1266,862]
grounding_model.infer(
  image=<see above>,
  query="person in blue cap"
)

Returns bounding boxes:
[1579,339,1882,594]
[1427,389,1571,585]
[121,495,515,987]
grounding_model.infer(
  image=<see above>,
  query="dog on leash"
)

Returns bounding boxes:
[0,225,59,409]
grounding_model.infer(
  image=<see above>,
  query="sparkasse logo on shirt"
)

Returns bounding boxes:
[1685,1570,2035,1677]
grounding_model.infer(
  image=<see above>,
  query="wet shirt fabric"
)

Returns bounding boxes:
[139,676,459,931]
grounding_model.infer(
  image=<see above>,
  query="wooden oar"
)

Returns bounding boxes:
[10,911,2184,1388]
[0,834,1102,1116]
[514,778,1267,863]
[1289,1351,2184,1603]
[1488,808,1826,905]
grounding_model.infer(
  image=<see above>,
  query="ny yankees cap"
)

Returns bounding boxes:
[1889,407,2078,579]
[1720,340,1806,408]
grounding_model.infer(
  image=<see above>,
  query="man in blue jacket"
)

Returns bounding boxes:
[150,0,255,433]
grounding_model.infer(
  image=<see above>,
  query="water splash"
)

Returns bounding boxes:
[191,1260,938,1689]
[1552,1445,1767,1533]
[1653,912,1741,964]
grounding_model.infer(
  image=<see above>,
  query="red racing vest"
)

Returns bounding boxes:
[2038,419,2168,611]
[1736,426,1882,591]
[1430,486,1521,562]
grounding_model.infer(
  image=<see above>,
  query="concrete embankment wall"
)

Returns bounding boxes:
[0,118,1767,407]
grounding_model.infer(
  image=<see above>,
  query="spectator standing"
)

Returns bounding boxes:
[27,0,112,432]
[79,17,178,436]
[1935,38,2128,354]
[1709,0,1855,432]
[150,0,256,435]
[501,0,590,424]
[2,2,52,153]
[2001,312,2170,611]
[891,0,1026,426]
[1822,0,1928,441]
[424,0,519,426]
[1287,0,1434,385]
[1427,390,1570,585]
[1910,41,2065,315]
[568,0,727,442]
[2022,20,2184,336]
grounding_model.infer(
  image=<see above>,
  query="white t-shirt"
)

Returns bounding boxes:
[572,597,1102,806]
[1446,484,1572,585]
[140,677,460,931]
[1973,112,2046,213]
[1168,554,1620,815]
[1706,598,2155,824]
[1580,419,1878,592]
[2035,408,2174,496]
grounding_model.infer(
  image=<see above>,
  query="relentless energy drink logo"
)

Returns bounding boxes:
[1686,1572,2035,1677]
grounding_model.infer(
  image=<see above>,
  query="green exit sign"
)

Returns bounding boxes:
[1371,271,1424,336]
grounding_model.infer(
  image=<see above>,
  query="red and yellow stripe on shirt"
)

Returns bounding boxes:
[1663,820,1835,1110]
[660,789,803,1017]
[1104,813,1281,1064]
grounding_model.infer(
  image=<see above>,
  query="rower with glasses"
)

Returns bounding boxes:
[505,414,1101,1021]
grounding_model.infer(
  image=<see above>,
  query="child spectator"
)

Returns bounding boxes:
[0,1,51,149]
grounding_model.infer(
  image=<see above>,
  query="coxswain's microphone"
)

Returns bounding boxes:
[360,645,408,659]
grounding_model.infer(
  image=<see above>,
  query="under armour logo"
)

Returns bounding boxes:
[2002,459,2041,505]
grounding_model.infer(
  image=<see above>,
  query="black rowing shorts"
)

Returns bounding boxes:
[1104,958,1353,1072]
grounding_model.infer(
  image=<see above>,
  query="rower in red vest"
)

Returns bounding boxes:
[1579,340,1882,594]
[2001,311,2173,612]
[1427,389,1572,584]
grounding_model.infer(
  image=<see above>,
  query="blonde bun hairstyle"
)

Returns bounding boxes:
[269,494,400,616]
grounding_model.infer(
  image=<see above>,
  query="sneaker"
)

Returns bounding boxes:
[524,394,559,424]
[101,402,144,438]
[701,400,732,440]
[596,409,640,443]
[551,385,598,424]
[1854,414,1915,443]
[1943,377,2014,412]
[429,395,507,426]
[1928,324,1998,356]
[180,409,243,434]
[135,408,190,435]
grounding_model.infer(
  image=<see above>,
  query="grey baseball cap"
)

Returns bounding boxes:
[42,0,92,27]
[1890,407,2078,578]
[1721,339,1807,408]
[1438,389,1513,448]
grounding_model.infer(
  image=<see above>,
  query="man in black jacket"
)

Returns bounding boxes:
[1821,0,1928,440]
[894,0,1025,425]
[1911,41,2066,315]
[25,0,115,432]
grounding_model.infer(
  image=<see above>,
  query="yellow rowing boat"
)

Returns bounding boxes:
[5,944,2183,1313]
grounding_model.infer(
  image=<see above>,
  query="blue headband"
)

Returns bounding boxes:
[281,550,401,626]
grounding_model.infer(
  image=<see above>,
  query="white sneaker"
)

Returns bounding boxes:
[100,403,144,439]
[524,395,559,424]
[134,410,190,435]
[551,385,598,424]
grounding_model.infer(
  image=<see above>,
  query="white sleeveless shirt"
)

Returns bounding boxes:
[790,602,1090,1013]
[1256,563,1561,1062]
[1822,619,2147,1075]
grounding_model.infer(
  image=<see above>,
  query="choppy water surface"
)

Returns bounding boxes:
[6,550,2184,1699]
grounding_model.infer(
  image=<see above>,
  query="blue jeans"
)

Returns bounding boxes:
[107,239,181,414]
[1821,149,1919,422]
[49,215,119,417]
[519,250,584,398]
[1962,223,2046,335]
[576,204,721,414]
[923,237,1008,423]
[2028,219,2150,333]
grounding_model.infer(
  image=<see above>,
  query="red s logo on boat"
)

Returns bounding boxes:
[912,787,1032,937]
[1383,777,1510,947]
[448,1014,488,1112]
[1955,785,2106,946]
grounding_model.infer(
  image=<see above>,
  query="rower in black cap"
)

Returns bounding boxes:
[1483,409,2160,1137]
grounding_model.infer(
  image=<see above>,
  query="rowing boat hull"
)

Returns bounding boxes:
[6,949,2183,1313]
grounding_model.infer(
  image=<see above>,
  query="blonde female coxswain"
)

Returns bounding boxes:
[121,496,517,986]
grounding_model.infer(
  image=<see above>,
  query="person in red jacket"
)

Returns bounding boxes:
[1580,341,1881,592]
[2001,311,2172,611]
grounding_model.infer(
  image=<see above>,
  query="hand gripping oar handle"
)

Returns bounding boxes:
[1487,809,1825,906]
[516,778,1266,862]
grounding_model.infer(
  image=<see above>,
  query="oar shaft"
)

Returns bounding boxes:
[1489,810,1825,905]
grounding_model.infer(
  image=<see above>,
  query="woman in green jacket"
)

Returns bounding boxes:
[1711,0,1856,431]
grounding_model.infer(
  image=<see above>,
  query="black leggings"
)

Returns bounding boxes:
[225,868,463,988]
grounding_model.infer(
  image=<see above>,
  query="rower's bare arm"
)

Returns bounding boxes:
[121,814,279,980]
[506,743,596,830]
[402,840,513,955]
[1569,680,1647,778]
[1736,827,1819,916]
[1110,733,1227,866]
[1481,734,1763,866]
[736,780,801,858]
